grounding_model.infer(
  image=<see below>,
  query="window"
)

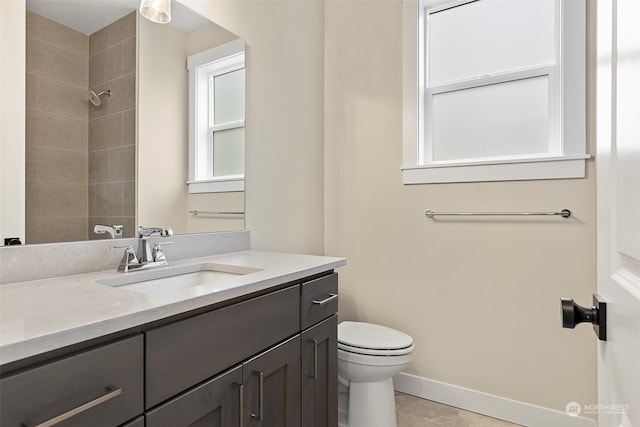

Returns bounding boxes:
[188,39,245,193]
[402,0,588,184]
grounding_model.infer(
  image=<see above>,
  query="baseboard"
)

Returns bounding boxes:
[393,372,596,427]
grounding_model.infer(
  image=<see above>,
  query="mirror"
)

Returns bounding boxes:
[18,0,245,244]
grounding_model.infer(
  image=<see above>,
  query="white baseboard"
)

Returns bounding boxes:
[393,372,596,427]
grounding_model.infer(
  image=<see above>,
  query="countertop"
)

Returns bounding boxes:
[0,250,346,366]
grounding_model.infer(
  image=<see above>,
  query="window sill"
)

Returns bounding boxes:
[402,155,590,184]
[187,177,244,193]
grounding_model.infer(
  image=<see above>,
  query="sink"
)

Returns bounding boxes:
[95,263,263,301]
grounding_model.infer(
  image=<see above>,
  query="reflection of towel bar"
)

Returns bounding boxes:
[425,209,571,219]
[189,209,245,216]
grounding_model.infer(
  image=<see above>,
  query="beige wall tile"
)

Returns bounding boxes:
[26,181,87,217]
[109,12,136,45]
[123,36,136,74]
[37,147,87,183]
[27,37,88,87]
[90,182,123,216]
[89,25,109,55]
[109,144,135,182]
[89,150,110,184]
[108,73,136,114]
[123,108,136,146]
[37,77,88,120]
[89,44,123,87]
[26,73,37,111]
[26,11,88,54]
[32,215,88,244]
[25,144,37,183]
[89,113,123,151]
[27,111,87,152]
[122,180,135,217]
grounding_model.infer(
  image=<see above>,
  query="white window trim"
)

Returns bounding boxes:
[402,0,589,184]
[187,38,245,193]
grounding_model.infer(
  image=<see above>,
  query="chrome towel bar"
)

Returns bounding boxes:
[189,209,245,216]
[424,209,571,219]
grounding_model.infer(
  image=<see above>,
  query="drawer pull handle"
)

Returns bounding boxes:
[308,339,319,379]
[233,383,244,426]
[312,293,338,305]
[22,385,122,427]
[250,371,264,421]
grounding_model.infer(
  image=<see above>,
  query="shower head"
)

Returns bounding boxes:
[88,89,111,107]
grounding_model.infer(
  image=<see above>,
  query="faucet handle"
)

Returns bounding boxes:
[111,245,139,272]
[152,242,173,262]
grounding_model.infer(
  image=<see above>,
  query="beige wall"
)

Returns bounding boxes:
[137,16,189,234]
[183,0,326,254]
[1,0,26,245]
[324,0,596,415]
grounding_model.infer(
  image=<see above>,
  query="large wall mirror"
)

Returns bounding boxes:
[16,0,245,245]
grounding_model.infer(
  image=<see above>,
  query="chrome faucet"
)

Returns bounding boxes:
[114,226,173,272]
[94,224,123,239]
[138,226,173,238]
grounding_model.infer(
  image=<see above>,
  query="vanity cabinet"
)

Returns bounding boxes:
[0,271,339,427]
[0,335,144,427]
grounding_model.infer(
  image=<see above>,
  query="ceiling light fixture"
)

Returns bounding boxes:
[139,0,171,24]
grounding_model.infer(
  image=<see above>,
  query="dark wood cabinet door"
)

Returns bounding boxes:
[0,335,143,427]
[145,365,243,427]
[243,336,301,427]
[301,315,338,427]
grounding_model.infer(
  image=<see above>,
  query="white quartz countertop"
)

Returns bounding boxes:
[0,250,346,366]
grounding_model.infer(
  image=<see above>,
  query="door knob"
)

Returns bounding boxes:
[561,294,607,341]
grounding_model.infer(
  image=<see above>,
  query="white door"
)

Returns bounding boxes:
[596,0,640,426]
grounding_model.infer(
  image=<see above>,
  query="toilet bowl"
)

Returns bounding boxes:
[337,321,414,427]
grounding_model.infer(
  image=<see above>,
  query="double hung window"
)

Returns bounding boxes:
[188,39,245,193]
[402,0,588,184]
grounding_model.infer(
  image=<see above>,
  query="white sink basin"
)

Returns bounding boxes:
[96,263,263,302]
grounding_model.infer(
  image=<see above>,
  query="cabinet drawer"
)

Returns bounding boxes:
[0,335,143,427]
[146,365,242,427]
[145,285,300,408]
[301,273,338,329]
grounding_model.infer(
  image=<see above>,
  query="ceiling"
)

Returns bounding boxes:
[25,0,211,35]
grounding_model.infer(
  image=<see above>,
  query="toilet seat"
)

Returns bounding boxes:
[338,321,414,356]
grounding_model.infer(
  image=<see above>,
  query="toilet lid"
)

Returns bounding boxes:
[338,321,413,351]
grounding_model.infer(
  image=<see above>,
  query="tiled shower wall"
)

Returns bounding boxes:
[25,12,136,243]
[88,12,136,240]
[25,11,89,243]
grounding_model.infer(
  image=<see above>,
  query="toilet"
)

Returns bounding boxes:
[337,321,414,427]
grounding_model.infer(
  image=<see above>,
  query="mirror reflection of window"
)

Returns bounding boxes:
[211,65,245,177]
[188,39,245,193]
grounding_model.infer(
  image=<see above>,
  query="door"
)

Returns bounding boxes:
[145,365,243,427]
[596,0,640,426]
[243,336,301,426]
[301,315,338,427]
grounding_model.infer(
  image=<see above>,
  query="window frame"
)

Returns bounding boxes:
[187,39,245,193]
[402,0,589,184]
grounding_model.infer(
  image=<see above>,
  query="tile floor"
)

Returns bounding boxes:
[395,392,523,427]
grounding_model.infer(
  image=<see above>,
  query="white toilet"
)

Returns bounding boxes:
[337,321,414,427]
